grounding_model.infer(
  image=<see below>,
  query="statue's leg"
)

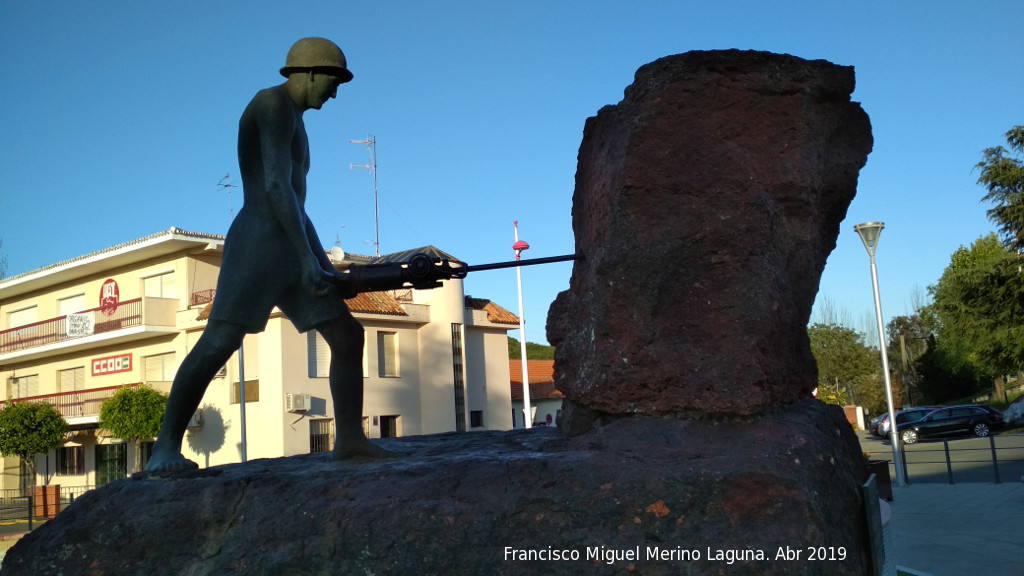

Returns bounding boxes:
[146,320,245,471]
[318,313,395,459]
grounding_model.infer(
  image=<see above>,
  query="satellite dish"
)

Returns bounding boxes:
[330,246,345,263]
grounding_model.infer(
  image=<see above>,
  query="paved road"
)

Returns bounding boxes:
[859,429,1024,485]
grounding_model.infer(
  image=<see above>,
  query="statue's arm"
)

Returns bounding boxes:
[304,215,339,272]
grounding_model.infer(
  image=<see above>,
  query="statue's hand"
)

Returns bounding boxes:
[301,257,332,297]
[321,267,358,299]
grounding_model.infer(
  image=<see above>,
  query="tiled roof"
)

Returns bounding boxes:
[196,290,407,321]
[465,297,519,325]
[509,360,563,401]
[344,291,407,316]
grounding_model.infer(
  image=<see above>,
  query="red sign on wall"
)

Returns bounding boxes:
[92,354,132,376]
[99,279,119,317]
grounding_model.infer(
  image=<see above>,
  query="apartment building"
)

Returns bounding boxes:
[0,228,517,491]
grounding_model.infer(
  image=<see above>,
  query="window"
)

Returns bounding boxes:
[230,380,260,404]
[144,352,176,383]
[95,444,127,486]
[309,419,334,453]
[59,367,85,392]
[377,331,399,377]
[7,305,37,329]
[6,306,39,352]
[470,410,484,428]
[9,375,39,399]
[56,446,85,475]
[59,294,86,316]
[451,324,466,432]
[307,331,331,378]
[143,272,176,299]
[308,330,368,378]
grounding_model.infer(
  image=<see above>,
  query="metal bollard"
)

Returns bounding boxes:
[944,440,954,484]
[27,495,33,531]
[990,435,1001,484]
[900,444,911,485]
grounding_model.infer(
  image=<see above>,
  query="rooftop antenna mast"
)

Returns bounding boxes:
[217,173,247,461]
[217,173,238,220]
[349,135,379,257]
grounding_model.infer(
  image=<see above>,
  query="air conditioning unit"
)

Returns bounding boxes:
[186,409,204,429]
[286,393,311,412]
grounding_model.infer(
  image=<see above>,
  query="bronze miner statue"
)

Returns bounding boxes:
[147,37,400,471]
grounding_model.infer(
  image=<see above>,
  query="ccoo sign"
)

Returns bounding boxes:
[92,354,132,376]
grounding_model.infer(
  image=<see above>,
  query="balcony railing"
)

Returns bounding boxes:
[0,298,180,355]
[0,383,140,420]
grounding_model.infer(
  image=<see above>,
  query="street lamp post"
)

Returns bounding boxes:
[513,221,532,429]
[853,221,905,487]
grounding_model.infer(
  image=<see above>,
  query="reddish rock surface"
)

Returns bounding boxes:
[548,50,872,431]
[2,401,871,576]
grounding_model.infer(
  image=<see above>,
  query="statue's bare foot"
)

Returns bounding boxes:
[332,439,397,461]
[144,451,199,473]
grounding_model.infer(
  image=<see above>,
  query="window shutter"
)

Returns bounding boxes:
[59,367,85,392]
[307,331,331,378]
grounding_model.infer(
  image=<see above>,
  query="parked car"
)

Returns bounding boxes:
[874,407,941,437]
[869,414,885,436]
[897,405,1005,445]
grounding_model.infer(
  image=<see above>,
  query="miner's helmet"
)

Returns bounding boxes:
[279,37,353,83]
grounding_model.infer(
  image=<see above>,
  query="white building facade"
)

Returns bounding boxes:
[0,228,516,491]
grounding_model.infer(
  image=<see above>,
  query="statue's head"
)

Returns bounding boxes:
[280,37,353,83]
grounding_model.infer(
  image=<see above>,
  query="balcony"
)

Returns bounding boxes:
[0,383,146,428]
[0,298,179,364]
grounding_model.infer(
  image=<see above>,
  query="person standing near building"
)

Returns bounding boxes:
[146,37,392,472]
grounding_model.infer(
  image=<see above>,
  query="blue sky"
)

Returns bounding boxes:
[1,1,1021,345]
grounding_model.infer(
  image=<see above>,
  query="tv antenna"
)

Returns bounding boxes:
[217,174,238,219]
[350,135,379,257]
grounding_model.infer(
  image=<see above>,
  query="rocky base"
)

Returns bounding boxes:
[2,400,869,575]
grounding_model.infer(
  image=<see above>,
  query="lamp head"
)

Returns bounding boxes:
[854,222,885,257]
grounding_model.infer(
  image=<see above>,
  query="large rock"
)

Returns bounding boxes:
[2,400,870,575]
[548,50,872,432]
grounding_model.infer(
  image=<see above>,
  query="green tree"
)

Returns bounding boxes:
[507,337,555,360]
[976,126,1024,251]
[0,401,68,493]
[808,323,884,412]
[99,386,169,473]
[915,332,988,403]
[929,234,1024,378]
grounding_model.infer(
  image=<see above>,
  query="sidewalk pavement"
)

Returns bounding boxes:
[888,481,1024,576]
